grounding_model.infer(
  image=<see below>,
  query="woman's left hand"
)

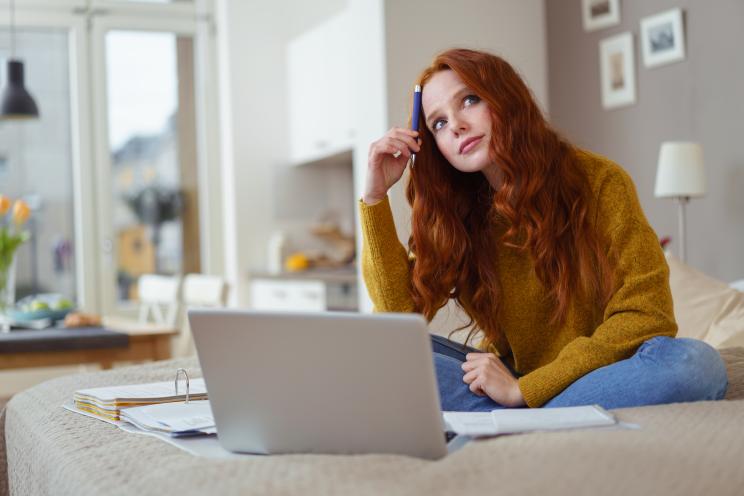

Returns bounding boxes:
[462,353,527,407]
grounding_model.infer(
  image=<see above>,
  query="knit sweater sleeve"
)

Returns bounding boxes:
[517,165,678,408]
[359,196,416,312]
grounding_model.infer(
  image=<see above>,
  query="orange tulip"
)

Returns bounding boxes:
[12,200,30,226]
[0,195,10,216]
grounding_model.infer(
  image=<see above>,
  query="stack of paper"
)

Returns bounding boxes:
[73,379,208,421]
[443,405,617,437]
[120,400,216,437]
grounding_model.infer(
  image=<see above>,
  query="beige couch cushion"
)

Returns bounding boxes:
[706,292,744,348]
[667,254,744,347]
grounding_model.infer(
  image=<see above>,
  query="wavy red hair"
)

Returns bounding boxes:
[406,48,614,351]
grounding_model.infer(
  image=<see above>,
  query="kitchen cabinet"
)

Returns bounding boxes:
[249,268,358,312]
[286,9,354,165]
[250,279,326,312]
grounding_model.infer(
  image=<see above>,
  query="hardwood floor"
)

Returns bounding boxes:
[0,397,9,411]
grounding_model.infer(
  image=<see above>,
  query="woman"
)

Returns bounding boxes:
[360,48,728,411]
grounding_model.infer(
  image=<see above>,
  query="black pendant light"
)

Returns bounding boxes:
[1,0,39,120]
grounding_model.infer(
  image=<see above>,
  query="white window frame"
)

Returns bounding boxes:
[2,0,224,315]
[0,8,97,311]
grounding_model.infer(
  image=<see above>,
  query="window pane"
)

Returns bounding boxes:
[105,31,200,303]
[0,28,77,302]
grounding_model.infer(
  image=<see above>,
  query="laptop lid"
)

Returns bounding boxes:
[189,309,447,460]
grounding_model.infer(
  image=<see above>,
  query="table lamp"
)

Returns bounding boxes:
[654,142,706,262]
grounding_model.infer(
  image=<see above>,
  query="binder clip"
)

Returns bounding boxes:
[174,368,191,404]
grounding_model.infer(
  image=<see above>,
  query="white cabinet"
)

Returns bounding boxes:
[286,9,354,165]
[250,279,326,312]
[249,271,358,313]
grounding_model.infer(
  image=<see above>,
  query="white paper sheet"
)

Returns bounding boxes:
[63,402,240,458]
[442,412,493,436]
[74,378,207,403]
[443,405,620,436]
[120,400,215,433]
[75,378,207,402]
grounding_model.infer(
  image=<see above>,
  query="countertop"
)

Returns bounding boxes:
[248,266,358,285]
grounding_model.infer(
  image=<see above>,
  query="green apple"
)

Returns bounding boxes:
[29,300,50,312]
[54,298,74,310]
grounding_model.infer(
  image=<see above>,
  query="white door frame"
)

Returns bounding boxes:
[90,14,211,315]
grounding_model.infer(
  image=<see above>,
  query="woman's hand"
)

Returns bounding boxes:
[363,127,421,205]
[462,352,527,407]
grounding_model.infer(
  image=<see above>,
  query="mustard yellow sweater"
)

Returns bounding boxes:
[360,150,677,408]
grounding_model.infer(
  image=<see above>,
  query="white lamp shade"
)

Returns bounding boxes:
[654,142,707,198]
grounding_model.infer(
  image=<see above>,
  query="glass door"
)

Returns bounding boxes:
[91,16,202,314]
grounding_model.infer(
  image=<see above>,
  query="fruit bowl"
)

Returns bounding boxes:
[9,293,75,323]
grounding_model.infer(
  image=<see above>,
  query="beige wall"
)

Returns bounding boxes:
[546,0,744,281]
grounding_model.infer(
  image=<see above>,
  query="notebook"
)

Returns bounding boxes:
[443,405,617,436]
[73,379,207,421]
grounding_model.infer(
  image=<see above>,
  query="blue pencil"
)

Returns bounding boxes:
[411,84,422,166]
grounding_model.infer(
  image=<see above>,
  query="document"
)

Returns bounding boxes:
[120,400,215,435]
[443,405,617,437]
[75,379,207,405]
[73,378,209,421]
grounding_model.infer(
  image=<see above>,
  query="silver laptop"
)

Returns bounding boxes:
[188,309,449,459]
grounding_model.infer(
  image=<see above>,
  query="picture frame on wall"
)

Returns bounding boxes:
[582,0,621,32]
[599,32,636,109]
[640,8,686,68]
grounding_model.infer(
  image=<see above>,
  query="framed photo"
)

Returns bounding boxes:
[640,8,686,68]
[582,0,621,32]
[599,32,636,109]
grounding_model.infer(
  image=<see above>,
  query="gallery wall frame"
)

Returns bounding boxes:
[640,8,686,68]
[599,32,636,109]
[582,0,621,32]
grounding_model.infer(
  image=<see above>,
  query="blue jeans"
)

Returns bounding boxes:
[431,334,729,411]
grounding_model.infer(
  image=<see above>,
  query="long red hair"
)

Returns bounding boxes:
[406,48,614,351]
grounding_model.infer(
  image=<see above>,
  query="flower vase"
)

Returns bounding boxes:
[0,253,17,332]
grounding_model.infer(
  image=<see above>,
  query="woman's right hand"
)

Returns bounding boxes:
[363,127,421,205]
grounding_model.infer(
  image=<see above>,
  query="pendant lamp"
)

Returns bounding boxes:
[1,0,39,120]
